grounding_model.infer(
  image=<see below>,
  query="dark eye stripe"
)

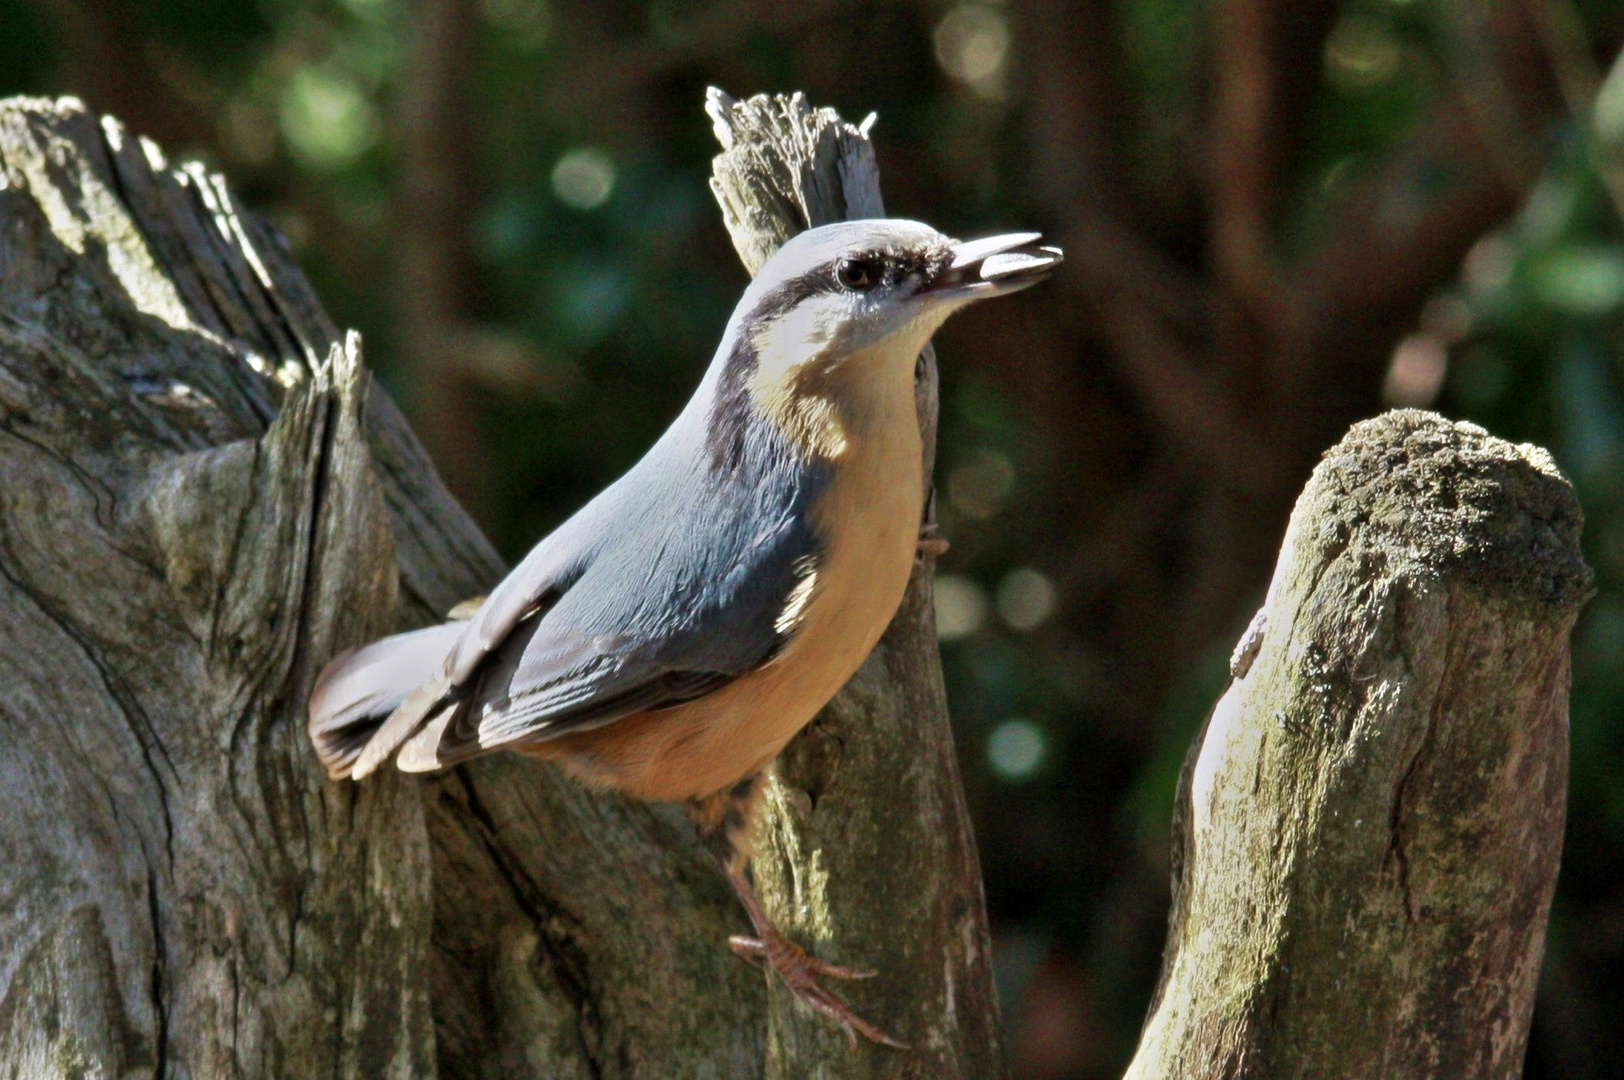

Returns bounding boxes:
[744,247,934,327]
[748,266,836,325]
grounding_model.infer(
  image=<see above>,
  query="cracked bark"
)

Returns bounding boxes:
[1126,411,1590,1080]
[0,90,999,1079]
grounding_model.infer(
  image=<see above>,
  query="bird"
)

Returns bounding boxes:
[308,218,1060,1047]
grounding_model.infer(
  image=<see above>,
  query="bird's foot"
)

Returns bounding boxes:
[914,523,949,574]
[728,929,907,1049]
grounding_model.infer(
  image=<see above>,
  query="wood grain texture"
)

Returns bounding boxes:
[1127,410,1589,1080]
[0,99,431,1078]
[0,90,1000,1078]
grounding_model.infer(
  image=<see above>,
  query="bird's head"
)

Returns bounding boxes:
[710,219,1060,464]
[734,219,1060,368]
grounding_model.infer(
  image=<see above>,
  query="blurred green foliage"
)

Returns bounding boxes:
[4,0,1624,1074]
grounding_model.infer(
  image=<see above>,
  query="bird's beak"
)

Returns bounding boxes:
[921,233,1064,303]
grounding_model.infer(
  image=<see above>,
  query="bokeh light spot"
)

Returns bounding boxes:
[279,67,376,170]
[996,567,1057,632]
[1382,334,1448,407]
[1523,177,1580,246]
[987,719,1046,781]
[1598,58,1624,146]
[552,148,617,210]
[936,574,989,641]
[1529,244,1624,317]
[1463,234,1517,295]
[555,263,630,346]
[934,4,1010,99]
[1324,15,1403,92]
[1419,293,1473,344]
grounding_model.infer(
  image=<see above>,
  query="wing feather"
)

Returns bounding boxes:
[364,404,829,776]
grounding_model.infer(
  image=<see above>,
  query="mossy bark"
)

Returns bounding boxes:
[1127,411,1589,1080]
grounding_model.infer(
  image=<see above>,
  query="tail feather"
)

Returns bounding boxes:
[308,622,465,779]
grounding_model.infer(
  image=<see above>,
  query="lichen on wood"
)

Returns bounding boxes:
[1128,410,1589,1080]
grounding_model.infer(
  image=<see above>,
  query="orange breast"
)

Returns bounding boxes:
[533,342,926,801]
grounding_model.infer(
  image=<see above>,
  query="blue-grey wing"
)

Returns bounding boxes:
[453,612,738,748]
[346,482,619,778]
[434,452,829,760]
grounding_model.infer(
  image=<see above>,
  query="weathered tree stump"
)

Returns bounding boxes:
[0,91,999,1078]
[1128,411,1589,1080]
[0,87,1587,1080]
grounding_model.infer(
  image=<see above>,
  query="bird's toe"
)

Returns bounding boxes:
[729,926,907,1048]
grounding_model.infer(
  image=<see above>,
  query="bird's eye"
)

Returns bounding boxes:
[836,257,878,291]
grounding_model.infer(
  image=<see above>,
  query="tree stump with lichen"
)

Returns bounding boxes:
[1127,411,1588,1080]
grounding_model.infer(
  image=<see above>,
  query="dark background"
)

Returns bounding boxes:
[4,0,1623,1075]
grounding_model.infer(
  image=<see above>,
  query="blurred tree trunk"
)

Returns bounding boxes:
[1007,0,1568,734]
[394,0,488,519]
[0,91,999,1078]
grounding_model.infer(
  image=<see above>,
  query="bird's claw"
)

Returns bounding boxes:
[916,523,950,559]
[727,930,907,1049]
[729,935,875,979]
[914,523,949,576]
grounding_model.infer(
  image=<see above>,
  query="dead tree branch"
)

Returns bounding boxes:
[706,87,1004,1077]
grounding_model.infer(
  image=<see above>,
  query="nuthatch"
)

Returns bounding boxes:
[309,219,1060,1046]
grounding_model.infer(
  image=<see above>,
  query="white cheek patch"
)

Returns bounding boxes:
[752,294,849,365]
[748,295,857,460]
[742,287,944,461]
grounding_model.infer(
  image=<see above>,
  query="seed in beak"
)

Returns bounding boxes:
[980,246,1063,281]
